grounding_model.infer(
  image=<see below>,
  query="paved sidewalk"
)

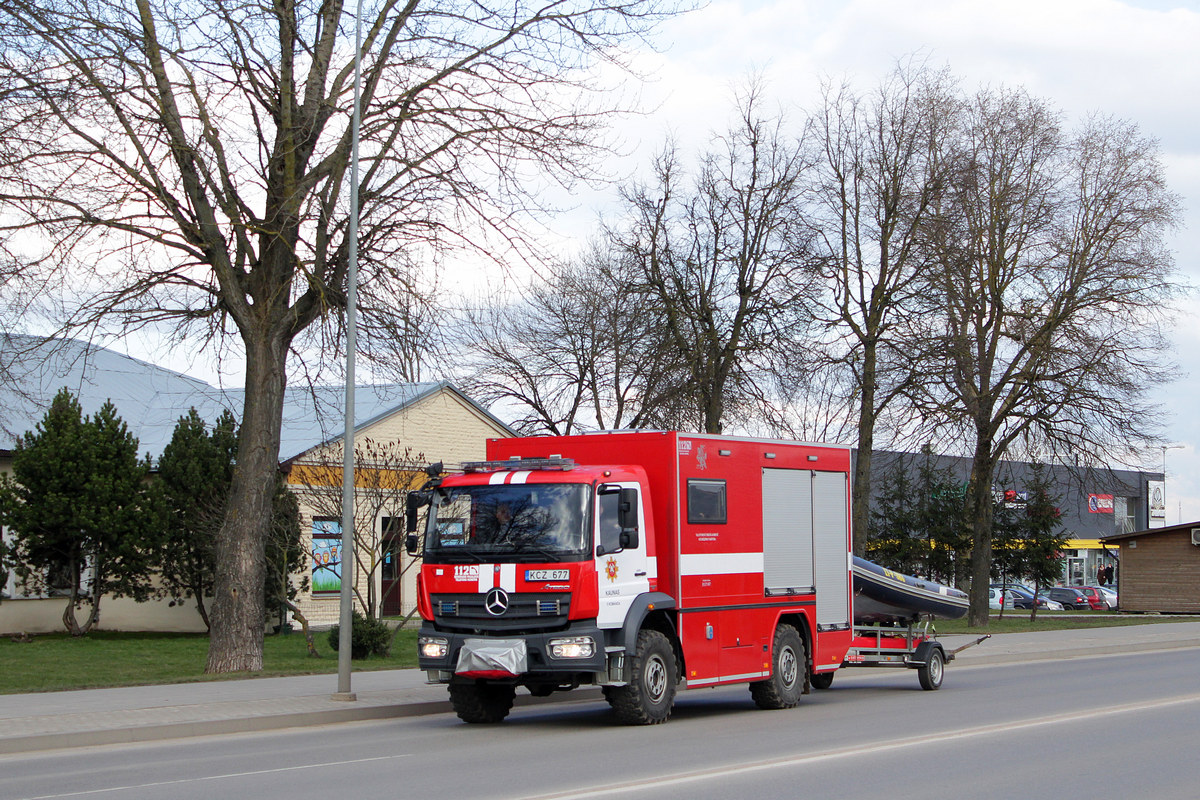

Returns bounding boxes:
[3,621,1198,755]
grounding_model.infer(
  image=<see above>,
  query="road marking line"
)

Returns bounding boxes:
[18,754,412,799]
[527,693,1200,800]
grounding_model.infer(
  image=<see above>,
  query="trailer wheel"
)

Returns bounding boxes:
[606,629,677,725]
[917,647,944,691]
[810,671,834,690]
[449,682,517,723]
[750,625,806,709]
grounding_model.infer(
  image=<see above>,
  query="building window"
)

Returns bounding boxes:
[381,517,401,583]
[1114,497,1139,534]
[687,479,727,525]
[1,525,13,599]
[0,525,87,599]
[310,518,343,595]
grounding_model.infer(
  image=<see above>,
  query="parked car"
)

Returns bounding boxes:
[1046,586,1091,609]
[1089,585,1113,609]
[990,581,1036,595]
[988,587,1015,609]
[990,583,1064,610]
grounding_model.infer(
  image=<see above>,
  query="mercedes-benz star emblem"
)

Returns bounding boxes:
[484,587,509,616]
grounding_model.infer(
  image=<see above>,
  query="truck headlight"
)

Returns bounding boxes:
[548,636,595,659]
[419,635,449,659]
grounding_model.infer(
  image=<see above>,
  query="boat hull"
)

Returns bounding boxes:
[852,557,968,623]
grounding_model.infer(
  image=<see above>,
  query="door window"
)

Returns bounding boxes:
[598,490,622,554]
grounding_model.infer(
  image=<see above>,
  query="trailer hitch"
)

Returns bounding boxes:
[947,633,991,657]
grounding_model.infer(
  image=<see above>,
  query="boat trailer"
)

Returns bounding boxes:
[816,619,990,691]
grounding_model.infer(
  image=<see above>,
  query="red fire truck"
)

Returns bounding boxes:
[409,431,957,725]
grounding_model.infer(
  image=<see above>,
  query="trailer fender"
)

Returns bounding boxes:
[616,593,678,653]
[910,640,945,668]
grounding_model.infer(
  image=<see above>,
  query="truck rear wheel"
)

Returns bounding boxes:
[607,629,677,725]
[449,682,517,723]
[750,625,806,709]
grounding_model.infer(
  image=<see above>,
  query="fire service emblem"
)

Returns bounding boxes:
[604,556,619,582]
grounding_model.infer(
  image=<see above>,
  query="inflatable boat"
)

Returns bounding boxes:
[852,557,969,623]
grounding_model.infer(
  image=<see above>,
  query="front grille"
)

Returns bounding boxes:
[431,592,571,632]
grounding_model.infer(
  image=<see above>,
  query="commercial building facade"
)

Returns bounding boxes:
[866,449,1164,587]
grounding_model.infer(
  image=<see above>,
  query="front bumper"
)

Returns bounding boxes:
[418,620,609,680]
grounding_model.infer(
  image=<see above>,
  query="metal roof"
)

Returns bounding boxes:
[0,334,500,463]
[1101,519,1200,542]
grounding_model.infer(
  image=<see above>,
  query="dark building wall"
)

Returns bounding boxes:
[860,450,1161,541]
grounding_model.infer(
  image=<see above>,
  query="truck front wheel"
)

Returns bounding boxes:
[750,625,806,709]
[607,629,677,725]
[449,682,517,723]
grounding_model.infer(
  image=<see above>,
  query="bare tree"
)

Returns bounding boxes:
[918,89,1180,625]
[613,85,823,434]
[0,0,675,670]
[809,61,959,555]
[290,438,427,620]
[456,242,688,434]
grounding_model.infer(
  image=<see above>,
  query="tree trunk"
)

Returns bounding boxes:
[284,599,321,658]
[194,590,211,632]
[851,343,879,557]
[205,335,289,673]
[62,552,86,637]
[79,554,103,635]
[966,443,997,627]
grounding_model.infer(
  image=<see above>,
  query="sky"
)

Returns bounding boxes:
[587,0,1200,524]
[109,0,1200,522]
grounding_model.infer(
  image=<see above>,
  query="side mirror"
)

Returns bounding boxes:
[618,487,639,549]
[405,533,420,556]
[406,491,430,534]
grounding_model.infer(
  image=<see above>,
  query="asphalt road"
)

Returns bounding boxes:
[3,648,1198,800]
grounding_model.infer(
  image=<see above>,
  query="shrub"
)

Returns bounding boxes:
[327,611,393,659]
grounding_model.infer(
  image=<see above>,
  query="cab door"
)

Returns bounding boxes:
[594,482,651,629]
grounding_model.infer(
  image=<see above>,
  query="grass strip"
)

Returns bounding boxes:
[1,628,419,694]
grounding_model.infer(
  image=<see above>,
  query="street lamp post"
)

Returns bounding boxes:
[1163,444,1184,526]
[333,0,366,703]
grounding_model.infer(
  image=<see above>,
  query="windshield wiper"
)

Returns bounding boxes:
[431,549,483,563]
[513,545,563,562]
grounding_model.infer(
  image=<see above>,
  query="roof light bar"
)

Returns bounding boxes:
[461,457,576,473]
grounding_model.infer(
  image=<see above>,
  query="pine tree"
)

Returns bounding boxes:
[155,409,237,629]
[2,389,157,634]
[867,460,924,575]
[869,454,968,585]
[155,408,306,638]
[1019,464,1069,622]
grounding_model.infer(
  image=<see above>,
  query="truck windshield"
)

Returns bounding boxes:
[424,483,589,562]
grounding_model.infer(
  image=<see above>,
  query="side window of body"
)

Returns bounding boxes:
[687,479,727,524]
